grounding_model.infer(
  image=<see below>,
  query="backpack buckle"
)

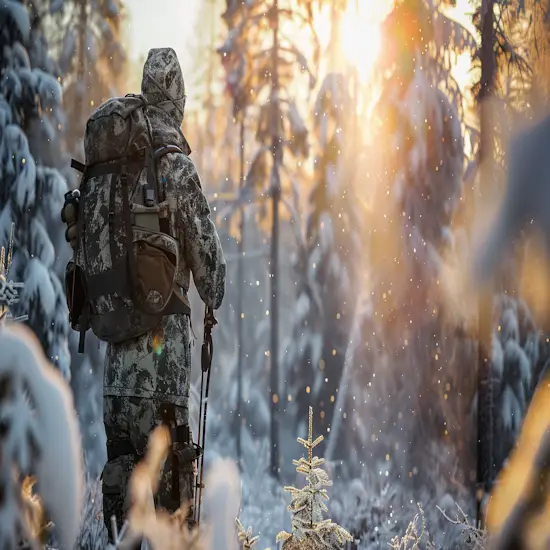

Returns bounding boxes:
[143,185,155,207]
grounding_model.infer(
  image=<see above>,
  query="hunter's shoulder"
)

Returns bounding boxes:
[159,151,200,183]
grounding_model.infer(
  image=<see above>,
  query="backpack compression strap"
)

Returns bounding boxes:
[71,159,86,173]
[70,145,184,178]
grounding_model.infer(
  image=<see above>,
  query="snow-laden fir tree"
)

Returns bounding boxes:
[48,0,127,163]
[277,406,352,550]
[316,0,474,476]
[0,224,27,324]
[0,0,70,377]
[0,323,82,550]
[218,0,320,475]
[189,0,226,181]
[320,0,478,491]
[322,0,550,507]
[469,0,550,480]
[283,0,362,443]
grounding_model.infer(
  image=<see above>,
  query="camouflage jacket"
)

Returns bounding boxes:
[103,48,226,408]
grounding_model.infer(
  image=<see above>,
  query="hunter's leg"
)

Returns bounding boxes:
[102,396,135,541]
[156,404,197,530]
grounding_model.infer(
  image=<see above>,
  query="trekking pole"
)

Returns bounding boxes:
[194,306,217,527]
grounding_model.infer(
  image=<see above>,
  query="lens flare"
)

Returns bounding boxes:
[152,329,165,356]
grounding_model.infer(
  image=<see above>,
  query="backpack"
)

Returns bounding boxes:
[65,94,191,353]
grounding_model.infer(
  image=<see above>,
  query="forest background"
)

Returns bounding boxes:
[3,0,550,548]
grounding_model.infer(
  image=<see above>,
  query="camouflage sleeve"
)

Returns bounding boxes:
[163,153,226,310]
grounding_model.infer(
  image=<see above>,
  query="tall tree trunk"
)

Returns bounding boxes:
[198,0,218,176]
[270,0,281,480]
[477,0,496,529]
[353,0,359,136]
[76,0,88,152]
[236,117,245,469]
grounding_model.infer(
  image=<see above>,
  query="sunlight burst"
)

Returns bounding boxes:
[340,10,382,84]
[314,1,392,84]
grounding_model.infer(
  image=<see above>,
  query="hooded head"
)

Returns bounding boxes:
[141,48,186,127]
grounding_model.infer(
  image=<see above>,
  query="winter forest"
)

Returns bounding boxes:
[4,0,550,548]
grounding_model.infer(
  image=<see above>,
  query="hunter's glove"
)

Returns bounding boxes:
[61,190,80,250]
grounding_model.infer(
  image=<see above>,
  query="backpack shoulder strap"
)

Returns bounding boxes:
[71,159,86,174]
[143,145,185,206]
[154,145,184,160]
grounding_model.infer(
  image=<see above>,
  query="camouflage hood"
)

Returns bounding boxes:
[141,48,191,155]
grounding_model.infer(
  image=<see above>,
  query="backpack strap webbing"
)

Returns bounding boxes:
[71,159,86,173]
[71,148,149,179]
[120,171,137,300]
[83,157,147,179]
[70,145,184,181]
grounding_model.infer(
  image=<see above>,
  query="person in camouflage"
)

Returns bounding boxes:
[100,48,226,536]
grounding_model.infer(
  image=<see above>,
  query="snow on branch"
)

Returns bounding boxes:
[389,504,433,550]
[0,323,82,550]
[235,518,260,550]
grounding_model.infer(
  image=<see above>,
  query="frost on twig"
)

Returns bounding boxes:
[235,518,260,549]
[389,504,435,550]
[437,503,487,550]
[0,323,83,550]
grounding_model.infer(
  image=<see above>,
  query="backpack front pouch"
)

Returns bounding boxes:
[132,226,180,314]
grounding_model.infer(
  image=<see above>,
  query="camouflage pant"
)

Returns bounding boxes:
[102,395,196,538]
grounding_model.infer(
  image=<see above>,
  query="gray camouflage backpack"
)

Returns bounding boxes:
[66,94,191,352]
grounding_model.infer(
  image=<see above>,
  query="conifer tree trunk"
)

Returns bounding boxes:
[477,0,496,529]
[203,0,217,176]
[236,116,245,468]
[76,0,88,148]
[353,0,359,134]
[270,0,282,479]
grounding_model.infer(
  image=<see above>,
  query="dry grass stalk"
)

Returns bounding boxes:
[123,426,201,550]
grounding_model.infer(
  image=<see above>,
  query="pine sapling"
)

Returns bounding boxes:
[277,407,352,549]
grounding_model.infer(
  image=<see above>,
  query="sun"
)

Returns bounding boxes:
[314,1,393,85]
[340,5,385,84]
